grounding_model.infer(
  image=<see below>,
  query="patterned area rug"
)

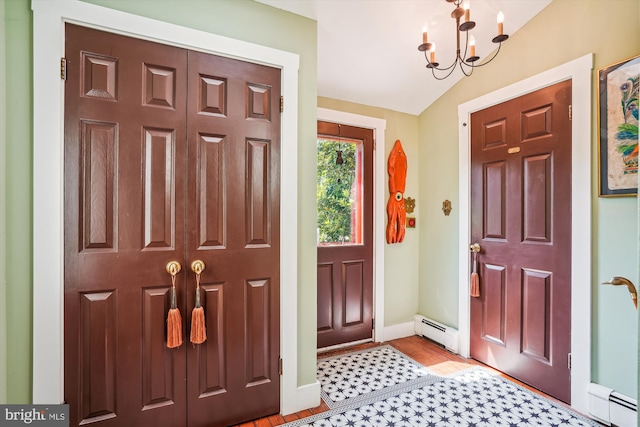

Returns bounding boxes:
[318,345,436,409]
[284,346,598,427]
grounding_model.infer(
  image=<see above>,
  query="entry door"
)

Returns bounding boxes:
[469,80,572,403]
[64,24,281,427]
[316,122,374,349]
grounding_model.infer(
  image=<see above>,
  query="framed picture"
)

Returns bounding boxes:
[598,54,639,197]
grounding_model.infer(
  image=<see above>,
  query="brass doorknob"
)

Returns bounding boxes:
[166,261,182,276]
[470,243,481,253]
[190,260,205,275]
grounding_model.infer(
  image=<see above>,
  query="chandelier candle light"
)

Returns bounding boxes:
[418,0,508,80]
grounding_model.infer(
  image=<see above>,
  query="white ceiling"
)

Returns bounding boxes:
[255,0,552,115]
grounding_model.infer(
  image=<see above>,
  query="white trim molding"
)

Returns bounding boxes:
[457,54,593,414]
[317,108,387,342]
[383,321,415,342]
[31,0,304,415]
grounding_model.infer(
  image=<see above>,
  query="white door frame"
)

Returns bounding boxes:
[457,54,593,414]
[317,108,387,342]
[31,0,314,415]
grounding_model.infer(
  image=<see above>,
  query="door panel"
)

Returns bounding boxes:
[521,269,552,363]
[470,80,572,403]
[523,154,552,242]
[317,263,334,332]
[142,287,177,409]
[65,24,280,427]
[481,262,506,346]
[65,24,188,427]
[316,122,374,349]
[197,283,225,396]
[343,260,365,325]
[185,50,281,427]
[483,161,506,239]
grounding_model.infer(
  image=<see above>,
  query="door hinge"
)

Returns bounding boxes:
[60,57,67,81]
[568,353,572,370]
[280,96,284,113]
[372,319,375,330]
[279,357,283,375]
[569,105,572,121]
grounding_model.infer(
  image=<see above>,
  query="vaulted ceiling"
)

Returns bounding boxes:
[256,0,552,115]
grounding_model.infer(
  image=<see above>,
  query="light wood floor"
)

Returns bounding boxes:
[233,335,574,427]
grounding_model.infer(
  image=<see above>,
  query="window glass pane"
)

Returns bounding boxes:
[317,137,363,246]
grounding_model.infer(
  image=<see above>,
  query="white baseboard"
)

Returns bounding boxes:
[382,321,415,342]
[281,380,321,416]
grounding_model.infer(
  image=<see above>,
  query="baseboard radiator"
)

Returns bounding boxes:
[413,315,459,354]
[587,383,637,426]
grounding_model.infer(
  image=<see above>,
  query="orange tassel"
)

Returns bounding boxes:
[190,288,207,344]
[167,285,183,348]
[470,249,480,297]
[190,307,206,344]
[470,272,480,297]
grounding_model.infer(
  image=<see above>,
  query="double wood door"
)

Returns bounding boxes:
[470,80,572,403]
[64,24,281,427]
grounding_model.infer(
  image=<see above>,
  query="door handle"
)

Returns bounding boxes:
[469,243,481,253]
[166,260,182,276]
[190,259,205,275]
[602,276,637,309]
[190,260,207,344]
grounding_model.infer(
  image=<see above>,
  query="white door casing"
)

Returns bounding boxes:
[317,108,386,343]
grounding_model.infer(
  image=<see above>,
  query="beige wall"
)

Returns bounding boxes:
[418,0,639,398]
[318,97,421,326]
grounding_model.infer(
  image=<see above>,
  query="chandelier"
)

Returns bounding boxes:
[418,0,509,80]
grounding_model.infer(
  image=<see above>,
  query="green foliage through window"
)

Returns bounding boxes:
[317,138,358,244]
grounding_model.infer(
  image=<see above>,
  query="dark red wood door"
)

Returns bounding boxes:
[470,80,572,403]
[64,24,280,427]
[185,50,281,427]
[316,122,374,349]
[64,24,189,427]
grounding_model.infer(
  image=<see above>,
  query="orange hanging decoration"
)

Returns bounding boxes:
[470,246,480,298]
[190,260,207,344]
[470,272,480,297]
[190,290,206,344]
[386,140,408,244]
[166,261,183,348]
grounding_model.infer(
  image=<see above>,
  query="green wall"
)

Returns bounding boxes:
[3,0,32,404]
[318,97,421,326]
[418,0,639,398]
[0,0,8,405]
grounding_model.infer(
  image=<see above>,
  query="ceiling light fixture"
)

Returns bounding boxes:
[418,0,508,80]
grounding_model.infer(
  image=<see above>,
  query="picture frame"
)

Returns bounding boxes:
[598,54,639,197]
